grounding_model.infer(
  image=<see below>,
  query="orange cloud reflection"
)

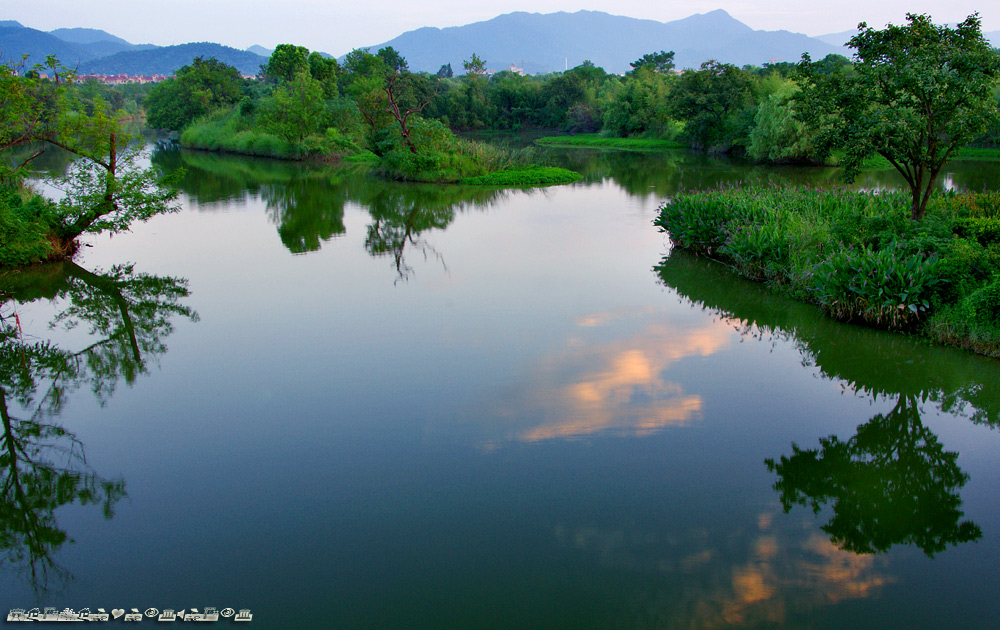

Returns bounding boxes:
[512,318,733,442]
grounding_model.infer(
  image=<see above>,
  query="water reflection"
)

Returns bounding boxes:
[542,147,997,199]
[155,148,509,279]
[553,509,891,628]
[656,250,996,556]
[360,183,503,281]
[0,262,197,590]
[766,394,982,557]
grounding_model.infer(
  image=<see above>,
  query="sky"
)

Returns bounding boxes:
[4,0,997,56]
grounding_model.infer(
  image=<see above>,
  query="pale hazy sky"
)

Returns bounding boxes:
[4,0,996,56]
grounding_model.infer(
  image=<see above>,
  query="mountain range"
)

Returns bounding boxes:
[0,22,266,75]
[2,12,998,77]
[365,10,844,74]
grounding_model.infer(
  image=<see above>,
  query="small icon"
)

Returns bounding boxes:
[234,609,252,622]
[145,608,159,618]
[112,609,125,619]
[125,608,143,622]
[7,609,28,622]
[220,608,235,618]
[159,608,178,621]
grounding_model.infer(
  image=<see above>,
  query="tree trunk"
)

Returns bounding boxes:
[910,186,925,221]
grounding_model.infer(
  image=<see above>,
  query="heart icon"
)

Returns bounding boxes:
[112,609,125,619]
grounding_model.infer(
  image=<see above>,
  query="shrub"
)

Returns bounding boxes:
[963,275,1000,328]
[953,217,1000,245]
[0,186,58,266]
[810,244,945,328]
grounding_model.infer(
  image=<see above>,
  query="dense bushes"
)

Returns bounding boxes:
[0,185,57,266]
[655,188,1000,356]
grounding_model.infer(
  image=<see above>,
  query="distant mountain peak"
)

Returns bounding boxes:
[247,44,274,57]
[49,27,131,46]
[354,9,838,75]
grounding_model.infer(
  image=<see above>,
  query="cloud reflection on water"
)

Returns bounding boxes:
[485,310,734,444]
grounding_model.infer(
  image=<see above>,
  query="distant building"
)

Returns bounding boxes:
[70,73,169,85]
[508,62,525,76]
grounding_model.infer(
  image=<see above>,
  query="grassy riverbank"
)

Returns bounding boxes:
[535,134,686,151]
[655,188,1000,358]
[181,109,579,187]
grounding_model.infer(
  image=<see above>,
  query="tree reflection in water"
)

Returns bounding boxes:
[656,249,997,556]
[0,262,197,591]
[360,183,507,282]
[156,147,510,280]
[766,394,981,556]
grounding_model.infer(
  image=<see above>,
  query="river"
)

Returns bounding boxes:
[2,145,999,628]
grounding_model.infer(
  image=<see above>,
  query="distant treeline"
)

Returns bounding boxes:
[134,43,1000,166]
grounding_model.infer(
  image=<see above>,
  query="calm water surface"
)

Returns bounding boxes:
[2,147,999,628]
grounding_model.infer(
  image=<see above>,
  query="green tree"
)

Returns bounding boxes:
[1,58,181,260]
[671,60,754,152]
[463,53,487,77]
[265,44,310,83]
[628,50,675,74]
[258,70,325,143]
[436,63,453,79]
[308,51,339,99]
[747,76,816,163]
[145,56,243,131]
[797,13,1000,220]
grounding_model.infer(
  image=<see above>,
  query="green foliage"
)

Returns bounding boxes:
[180,108,307,159]
[535,134,684,150]
[797,13,1000,219]
[463,53,486,77]
[265,44,310,83]
[308,51,339,99]
[0,185,57,266]
[145,56,243,131]
[655,187,998,341]
[953,217,1000,245]
[671,60,755,152]
[258,71,325,143]
[629,51,675,74]
[599,68,678,139]
[811,244,943,327]
[747,78,816,163]
[962,275,1000,328]
[1,56,182,264]
[49,147,181,240]
[458,166,581,186]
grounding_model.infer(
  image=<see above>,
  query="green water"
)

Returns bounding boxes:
[2,146,999,628]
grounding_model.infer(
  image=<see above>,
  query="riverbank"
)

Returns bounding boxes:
[655,187,1000,358]
[180,109,579,187]
[535,134,686,151]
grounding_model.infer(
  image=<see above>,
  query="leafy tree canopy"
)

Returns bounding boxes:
[629,50,675,74]
[265,44,310,83]
[145,56,242,131]
[797,13,1000,219]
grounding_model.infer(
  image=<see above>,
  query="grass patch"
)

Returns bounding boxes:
[178,107,367,161]
[459,166,581,187]
[655,187,1000,357]
[343,151,379,163]
[954,146,1000,159]
[535,133,686,151]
